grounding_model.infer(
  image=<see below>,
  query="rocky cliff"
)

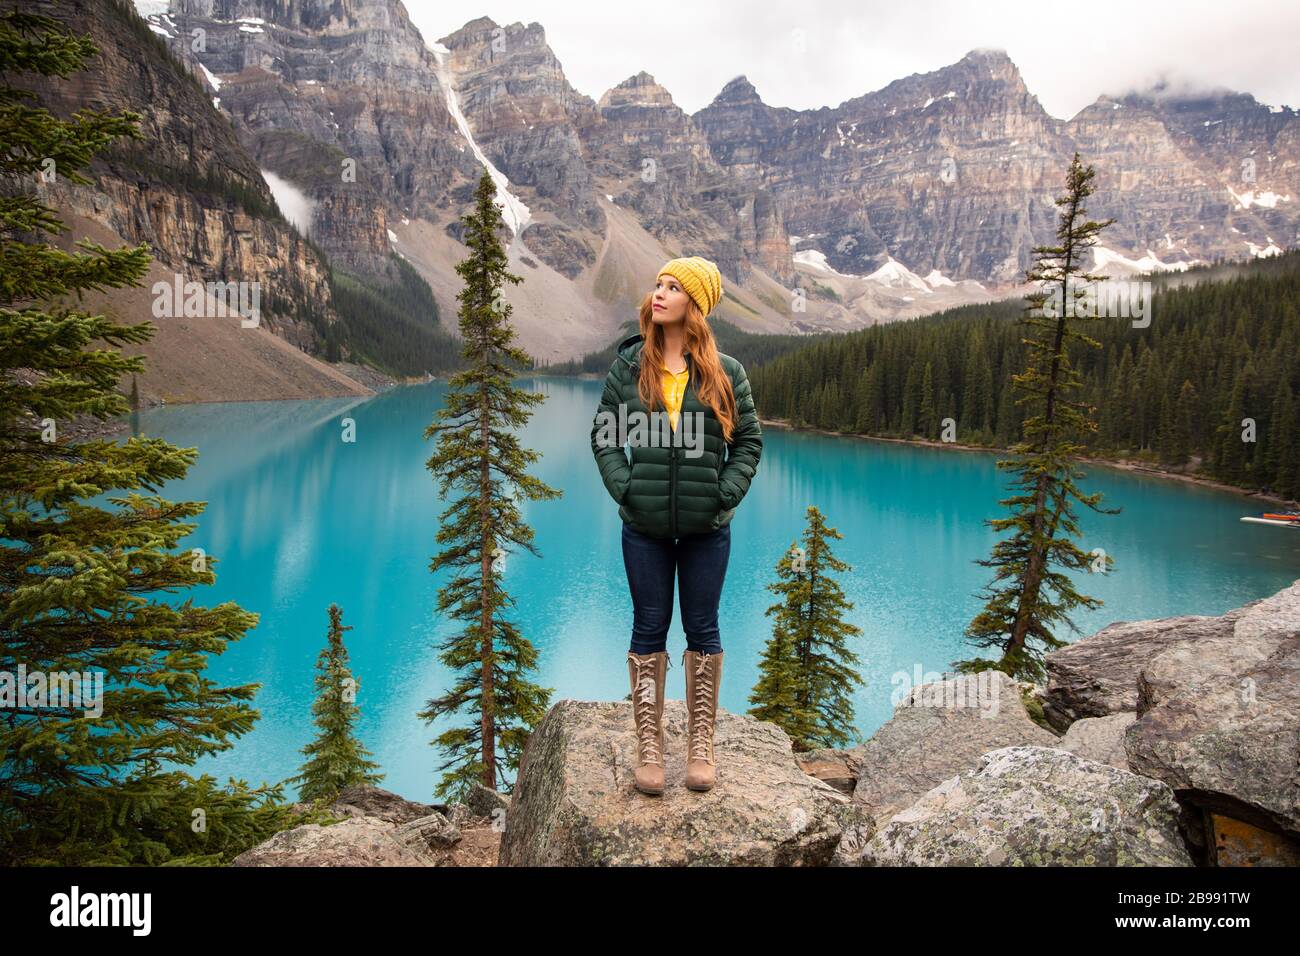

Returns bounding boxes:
[166,0,485,275]
[24,0,344,355]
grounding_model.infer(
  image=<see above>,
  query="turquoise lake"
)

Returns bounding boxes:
[118,378,1300,801]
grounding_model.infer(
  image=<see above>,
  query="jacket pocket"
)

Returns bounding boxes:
[715,466,737,510]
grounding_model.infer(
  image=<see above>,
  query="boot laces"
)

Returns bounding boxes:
[630,655,662,766]
[689,653,716,762]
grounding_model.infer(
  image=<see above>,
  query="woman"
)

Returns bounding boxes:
[589,256,763,796]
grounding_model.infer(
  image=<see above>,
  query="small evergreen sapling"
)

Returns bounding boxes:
[288,604,383,804]
[749,505,863,752]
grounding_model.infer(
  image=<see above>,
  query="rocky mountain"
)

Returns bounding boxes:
[1117,86,1300,260]
[696,49,1298,284]
[94,2,1300,366]
[162,0,485,275]
[697,50,1067,283]
[15,0,380,404]
[28,0,339,347]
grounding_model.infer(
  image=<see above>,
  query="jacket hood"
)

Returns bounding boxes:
[616,332,644,368]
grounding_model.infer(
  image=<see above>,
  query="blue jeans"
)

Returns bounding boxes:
[621,521,730,655]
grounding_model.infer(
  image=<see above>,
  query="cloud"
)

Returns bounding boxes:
[260,170,315,237]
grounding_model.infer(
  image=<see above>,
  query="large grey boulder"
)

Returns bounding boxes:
[1136,630,1291,714]
[394,812,462,852]
[1053,713,1136,770]
[498,699,872,866]
[1126,634,1300,840]
[854,746,1194,866]
[328,785,439,824]
[233,785,470,866]
[848,671,1060,826]
[1042,611,1247,731]
[1037,580,1300,861]
[1040,584,1299,732]
[465,783,511,820]
[231,816,441,866]
[1231,580,1300,641]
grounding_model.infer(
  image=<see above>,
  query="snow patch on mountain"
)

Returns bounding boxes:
[865,257,933,293]
[429,41,531,237]
[792,249,847,274]
[198,63,222,92]
[1246,241,1282,258]
[1227,187,1291,209]
[922,91,957,109]
[796,252,971,294]
[1093,246,1195,274]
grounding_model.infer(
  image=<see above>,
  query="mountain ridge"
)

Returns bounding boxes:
[108,1,1300,365]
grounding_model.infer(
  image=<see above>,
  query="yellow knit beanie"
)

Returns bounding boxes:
[657,256,723,317]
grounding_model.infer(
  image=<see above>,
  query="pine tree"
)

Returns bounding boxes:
[899,361,918,436]
[419,171,560,800]
[918,361,937,438]
[747,612,815,745]
[0,10,303,865]
[288,604,383,803]
[853,365,874,432]
[960,338,985,436]
[1215,369,1250,484]
[748,506,864,751]
[862,361,885,432]
[994,365,1019,444]
[1271,384,1298,499]
[976,349,995,438]
[957,154,1120,682]
[1163,379,1199,468]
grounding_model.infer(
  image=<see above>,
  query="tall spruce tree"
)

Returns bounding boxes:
[748,505,863,751]
[419,171,560,800]
[957,154,1120,681]
[288,604,382,803]
[0,10,303,865]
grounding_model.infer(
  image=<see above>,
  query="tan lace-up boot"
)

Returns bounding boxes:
[682,649,723,791]
[626,650,669,795]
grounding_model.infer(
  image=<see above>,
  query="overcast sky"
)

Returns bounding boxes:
[405,0,1300,119]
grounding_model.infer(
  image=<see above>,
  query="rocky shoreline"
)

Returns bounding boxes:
[758,416,1300,509]
[233,579,1300,867]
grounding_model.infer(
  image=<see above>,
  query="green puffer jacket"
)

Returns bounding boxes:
[590,332,763,538]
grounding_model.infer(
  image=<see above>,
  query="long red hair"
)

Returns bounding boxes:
[634,292,738,443]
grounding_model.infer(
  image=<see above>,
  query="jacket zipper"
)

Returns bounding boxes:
[670,444,677,538]
[670,352,692,538]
